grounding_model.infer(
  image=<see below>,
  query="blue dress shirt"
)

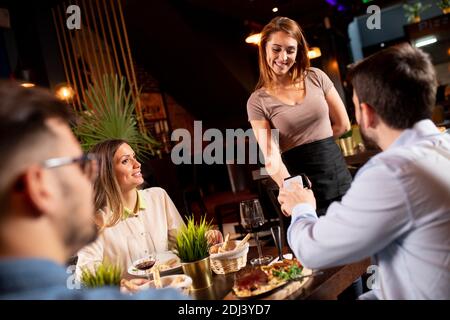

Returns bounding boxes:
[287,120,450,299]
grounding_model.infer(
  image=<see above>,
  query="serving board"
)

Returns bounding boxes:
[223,268,313,300]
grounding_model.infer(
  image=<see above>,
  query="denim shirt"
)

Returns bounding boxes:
[0,258,188,300]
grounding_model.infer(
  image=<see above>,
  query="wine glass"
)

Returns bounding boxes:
[240,199,272,266]
[127,232,156,278]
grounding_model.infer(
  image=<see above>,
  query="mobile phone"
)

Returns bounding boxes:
[300,173,311,189]
[283,175,303,190]
[283,173,311,190]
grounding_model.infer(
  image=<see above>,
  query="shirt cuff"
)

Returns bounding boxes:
[291,203,318,223]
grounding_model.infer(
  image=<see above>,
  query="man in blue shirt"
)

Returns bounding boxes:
[278,44,450,299]
[0,82,186,300]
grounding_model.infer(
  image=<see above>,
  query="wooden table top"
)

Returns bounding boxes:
[190,246,371,300]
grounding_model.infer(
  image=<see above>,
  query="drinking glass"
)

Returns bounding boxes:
[240,199,272,266]
[127,232,156,278]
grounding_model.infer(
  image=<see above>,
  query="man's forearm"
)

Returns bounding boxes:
[287,202,372,270]
[287,203,323,269]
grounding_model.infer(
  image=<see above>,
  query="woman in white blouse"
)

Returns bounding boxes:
[75,139,186,278]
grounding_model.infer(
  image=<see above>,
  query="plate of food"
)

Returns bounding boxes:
[128,251,181,277]
[232,267,289,299]
[232,258,311,299]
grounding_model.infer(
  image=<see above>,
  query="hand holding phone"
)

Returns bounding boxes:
[283,173,311,190]
[283,175,303,190]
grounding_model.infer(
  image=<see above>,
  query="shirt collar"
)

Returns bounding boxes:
[123,189,147,219]
[388,119,440,150]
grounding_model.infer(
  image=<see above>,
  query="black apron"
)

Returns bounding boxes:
[281,137,352,215]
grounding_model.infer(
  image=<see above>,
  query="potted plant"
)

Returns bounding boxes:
[175,216,213,290]
[338,128,356,156]
[73,74,161,159]
[437,0,450,14]
[403,2,432,23]
[80,261,122,288]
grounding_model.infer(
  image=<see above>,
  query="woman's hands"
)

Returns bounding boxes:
[249,119,291,187]
[120,278,150,294]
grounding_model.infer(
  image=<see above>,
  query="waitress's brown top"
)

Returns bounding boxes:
[247,67,334,153]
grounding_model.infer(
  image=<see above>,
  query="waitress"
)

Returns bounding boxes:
[247,17,352,215]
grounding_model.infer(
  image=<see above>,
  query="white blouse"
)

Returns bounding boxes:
[75,187,185,279]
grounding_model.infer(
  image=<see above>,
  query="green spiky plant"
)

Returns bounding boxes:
[403,2,432,23]
[73,74,161,159]
[339,128,353,139]
[80,261,123,288]
[175,216,212,263]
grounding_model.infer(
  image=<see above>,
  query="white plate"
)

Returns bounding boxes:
[138,274,192,293]
[128,251,182,277]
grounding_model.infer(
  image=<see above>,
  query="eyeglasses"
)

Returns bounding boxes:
[42,153,98,181]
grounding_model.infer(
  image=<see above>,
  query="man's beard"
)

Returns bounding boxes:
[359,119,380,151]
[64,207,99,253]
[59,181,99,255]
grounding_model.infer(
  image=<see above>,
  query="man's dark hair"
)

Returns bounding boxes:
[0,81,72,206]
[349,43,437,129]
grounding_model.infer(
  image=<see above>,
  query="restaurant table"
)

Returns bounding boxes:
[189,246,371,300]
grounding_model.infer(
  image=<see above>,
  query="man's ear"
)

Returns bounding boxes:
[360,102,378,130]
[21,165,58,217]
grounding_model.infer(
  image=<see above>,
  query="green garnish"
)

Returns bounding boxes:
[272,265,303,280]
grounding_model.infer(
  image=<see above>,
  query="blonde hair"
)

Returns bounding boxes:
[256,16,310,90]
[90,139,127,229]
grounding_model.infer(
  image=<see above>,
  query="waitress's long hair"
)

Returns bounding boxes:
[256,16,310,90]
[90,139,128,229]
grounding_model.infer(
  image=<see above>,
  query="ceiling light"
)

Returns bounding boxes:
[14,68,36,88]
[307,47,322,59]
[245,33,261,45]
[414,36,437,48]
[272,7,278,13]
[55,83,75,102]
[20,83,35,88]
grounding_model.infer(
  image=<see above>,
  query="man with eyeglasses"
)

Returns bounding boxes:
[0,81,186,300]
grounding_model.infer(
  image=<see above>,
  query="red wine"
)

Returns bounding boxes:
[135,259,155,270]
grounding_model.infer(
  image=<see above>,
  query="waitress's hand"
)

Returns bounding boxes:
[278,182,316,217]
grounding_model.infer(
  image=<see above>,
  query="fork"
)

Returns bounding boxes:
[292,271,324,281]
